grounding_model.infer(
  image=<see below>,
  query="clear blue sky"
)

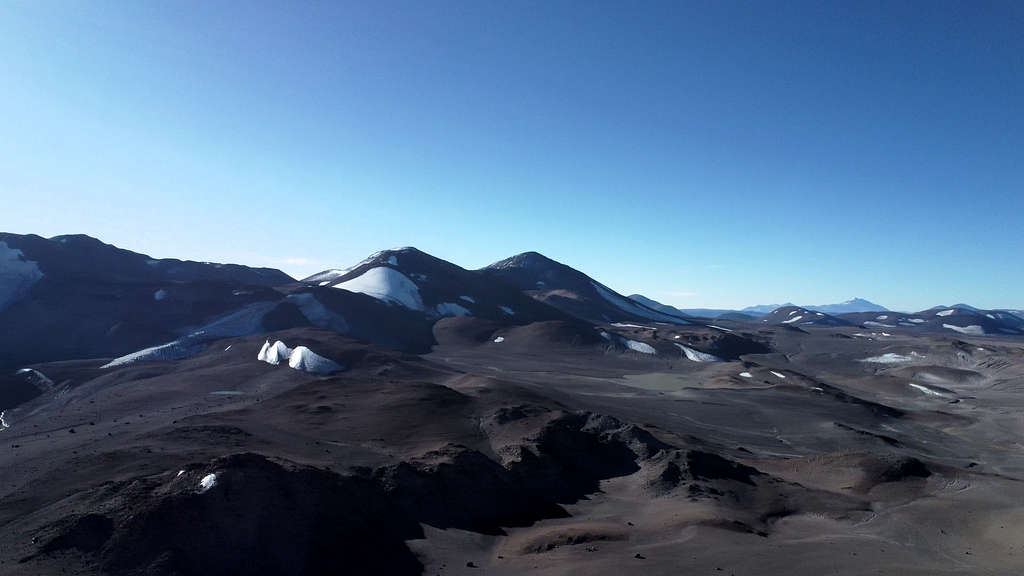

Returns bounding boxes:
[1,1,1022,311]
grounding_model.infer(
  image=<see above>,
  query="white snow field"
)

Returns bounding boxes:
[861,353,915,364]
[674,343,721,362]
[15,368,55,389]
[626,340,657,354]
[286,293,349,332]
[258,340,293,365]
[101,340,193,369]
[102,302,284,368]
[287,346,343,374]
[909,383,948,397]
[943,324,985,335]
[258,340,342,374]
[333,266,425,311]
[198,473,217,492]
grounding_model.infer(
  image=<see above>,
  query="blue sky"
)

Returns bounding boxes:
[1,1,1022,311]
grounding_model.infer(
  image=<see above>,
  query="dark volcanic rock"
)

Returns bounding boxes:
[686,450,762,486]
[95,453,422,576]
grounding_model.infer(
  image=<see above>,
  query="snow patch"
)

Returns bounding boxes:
[154,289,168,301]
[102,340,195,368]
[436,302,471,317]
[861,353,914,364]
[459,295,476,304]
[936,309,955,317]
[198,473,217,492]
[259,340,342,374]
[770,371,786,379]
[782,315,803,324]
[334,266,424,310]
[0,411,8,431]
[104,300,287,369]
[864,321,895,328]
[288,346,343,374]
[943,324,985,336]
[611,323,651,329]
[739,372,752,378]
[909,383,948,398]
[625,340,657,354]
[674,343,721,362]
[194,301,283,339]
[15,368,55,389]
[907,318,925,323]
[258,340,293,365]
[499,306,515,316]
[493,336,505,343]
[708,325,732,332]
[287,293,348,331]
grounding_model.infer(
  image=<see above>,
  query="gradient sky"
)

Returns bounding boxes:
[2,1,1022,311]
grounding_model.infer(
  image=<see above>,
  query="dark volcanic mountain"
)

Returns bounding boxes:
[72,244,592,377]
[741,302,797,316]
[0,233,294,370]
[807,298,888,315]
[840,305,1023,336]
[628,294,755,320]
[480,252,688,325]
[761,305,853,327]
[627,294,693,317]
[744,298,886,317]
[303,247,571,324]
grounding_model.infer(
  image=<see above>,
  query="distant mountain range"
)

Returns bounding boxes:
[629,295,889,319]
[743,298,888,316]
[761,306,852,327]
[0,234,689,372]
[839,305,1024,336]
[2,231,1021,377]
[626,295,758,321]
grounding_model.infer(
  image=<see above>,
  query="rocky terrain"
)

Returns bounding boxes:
[2,235,1024,575]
